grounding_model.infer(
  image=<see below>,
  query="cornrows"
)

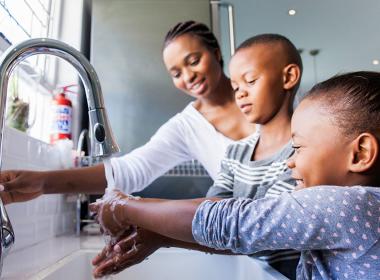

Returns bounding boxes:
[164,20,223,67]
[305,71,380,138]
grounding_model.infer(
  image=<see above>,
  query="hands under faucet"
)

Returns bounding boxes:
[89,189,168,278]
[91,226,168,278]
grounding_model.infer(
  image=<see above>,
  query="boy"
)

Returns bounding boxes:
[91,34,302,278]
[93,72,380,279]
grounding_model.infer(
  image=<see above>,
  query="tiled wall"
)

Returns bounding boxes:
[2,127,76,251]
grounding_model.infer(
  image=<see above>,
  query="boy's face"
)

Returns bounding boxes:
[288,98,351,188]
[229,44,288,124]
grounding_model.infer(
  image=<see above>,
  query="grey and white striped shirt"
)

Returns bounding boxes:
[206,131,299,278]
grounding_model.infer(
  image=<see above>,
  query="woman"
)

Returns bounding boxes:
[0,21,255,203]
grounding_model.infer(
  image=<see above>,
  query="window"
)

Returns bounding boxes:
[0,0,61,142]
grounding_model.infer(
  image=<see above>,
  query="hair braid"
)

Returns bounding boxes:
[164,20,223,67]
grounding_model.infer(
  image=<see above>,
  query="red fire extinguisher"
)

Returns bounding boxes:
[50,85,76,144]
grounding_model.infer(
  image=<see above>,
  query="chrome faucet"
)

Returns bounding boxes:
[0,38,120,275]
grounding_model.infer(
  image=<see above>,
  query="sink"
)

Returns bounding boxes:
[32,248,288,280]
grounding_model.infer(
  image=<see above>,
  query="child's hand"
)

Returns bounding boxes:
[92,227,167,278]
[89,189,135,236]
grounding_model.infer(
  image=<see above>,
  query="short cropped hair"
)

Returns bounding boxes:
[163,20,223,67]
[236,33,303,74]
[305,71,380,138]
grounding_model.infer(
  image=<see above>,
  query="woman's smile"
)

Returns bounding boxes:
[188,78,207,95]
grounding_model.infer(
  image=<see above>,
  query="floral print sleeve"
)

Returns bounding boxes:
[192,186,380,279]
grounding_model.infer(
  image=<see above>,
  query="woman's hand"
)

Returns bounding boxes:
[0,170,44,204]
[89,189,136,236]
[92,227,168,278]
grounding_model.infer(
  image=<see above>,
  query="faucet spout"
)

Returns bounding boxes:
[0,38,120,158]
[0,38,120,276]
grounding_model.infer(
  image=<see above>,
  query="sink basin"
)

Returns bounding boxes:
[33,248,288,280]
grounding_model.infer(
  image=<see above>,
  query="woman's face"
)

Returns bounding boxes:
[163,34,222,99]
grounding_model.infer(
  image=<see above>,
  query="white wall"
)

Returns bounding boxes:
[3,128,76,251]
[52,0,89,145]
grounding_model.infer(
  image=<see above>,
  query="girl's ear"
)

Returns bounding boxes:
[283,64,301,91]
[349,133,379,173]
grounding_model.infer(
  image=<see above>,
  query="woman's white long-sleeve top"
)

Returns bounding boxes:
[110,102,235,194]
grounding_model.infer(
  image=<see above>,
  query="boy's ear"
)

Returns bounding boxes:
[349,133,379,173]
[283,64,301,91]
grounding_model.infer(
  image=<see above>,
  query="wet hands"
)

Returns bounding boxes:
[90,190,165,278]
[89,189,137,237]
[92,227,167,278]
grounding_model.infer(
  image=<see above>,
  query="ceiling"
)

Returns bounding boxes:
[227,0,380,94]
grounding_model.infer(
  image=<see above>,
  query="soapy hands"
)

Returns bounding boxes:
[91,227,167,278]
[90,189,163,278]
[89,189,135,236]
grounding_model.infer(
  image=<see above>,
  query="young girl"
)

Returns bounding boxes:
[91,71,380,279]
[0,21,255,203]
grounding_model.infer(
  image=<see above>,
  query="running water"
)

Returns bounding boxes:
[103,158,115,191]
[97,157,140,247]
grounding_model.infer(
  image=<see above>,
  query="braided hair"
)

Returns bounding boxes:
[164,20,224,67]
[304,71,380,138]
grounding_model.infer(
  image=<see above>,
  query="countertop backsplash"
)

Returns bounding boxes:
[2,127,76,251]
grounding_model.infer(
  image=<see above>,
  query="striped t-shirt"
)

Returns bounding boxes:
[206,131,299,279]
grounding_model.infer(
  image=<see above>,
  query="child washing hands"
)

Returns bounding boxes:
[91,72,380,280]
[93,190,138,237]
[90,33,304,279]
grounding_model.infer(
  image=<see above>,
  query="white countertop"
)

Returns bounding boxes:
[2,234,105,280]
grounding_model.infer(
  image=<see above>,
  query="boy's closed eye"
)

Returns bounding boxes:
[291,143,302,153]
[246,79,257,86]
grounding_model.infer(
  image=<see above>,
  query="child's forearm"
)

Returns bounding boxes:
[122,197,219,243]
[166,236,236,255]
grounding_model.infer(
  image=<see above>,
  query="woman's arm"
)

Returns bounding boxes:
[0,164,107,203]
[0,112,192,203]
[110,113,192,194]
